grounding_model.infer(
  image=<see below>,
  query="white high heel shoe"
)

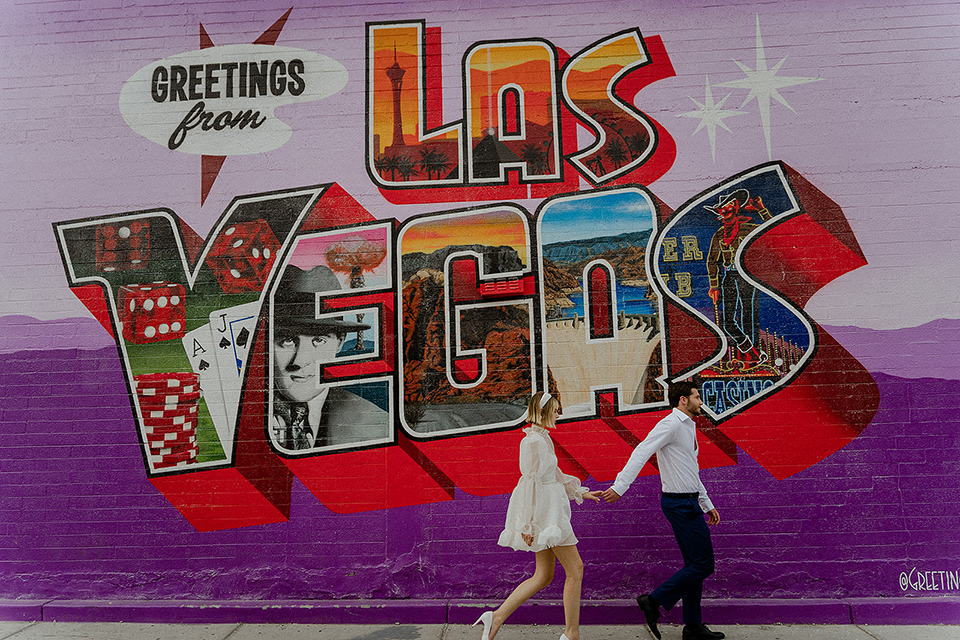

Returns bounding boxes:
[560,635,570,640]
[473,611,493,640]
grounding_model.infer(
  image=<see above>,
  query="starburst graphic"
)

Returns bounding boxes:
[199,9,291,205]
[717,14,822,159]
[678,74,748,161]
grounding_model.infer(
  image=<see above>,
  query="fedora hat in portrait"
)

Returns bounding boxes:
[273,264,370,332]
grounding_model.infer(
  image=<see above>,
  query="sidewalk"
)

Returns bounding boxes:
[1,622,958,640]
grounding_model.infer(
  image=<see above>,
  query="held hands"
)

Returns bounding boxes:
[600,488,621,503]
[596,489,721,524]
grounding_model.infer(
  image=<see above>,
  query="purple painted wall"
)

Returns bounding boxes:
[2,343,957,603]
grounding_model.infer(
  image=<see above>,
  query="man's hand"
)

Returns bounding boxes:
[706,508,720,525]
[600,488,621,503]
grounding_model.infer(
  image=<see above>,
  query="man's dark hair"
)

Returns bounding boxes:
[668,380,699,408]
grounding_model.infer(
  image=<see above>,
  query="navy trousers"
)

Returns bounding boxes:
[651,494,715,625]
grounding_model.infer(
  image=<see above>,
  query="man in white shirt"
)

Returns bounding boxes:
[601,381,725,640]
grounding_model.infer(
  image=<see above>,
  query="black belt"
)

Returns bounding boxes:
[662,492,699,499]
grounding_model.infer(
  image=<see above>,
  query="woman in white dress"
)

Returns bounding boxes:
[474,391,602,640]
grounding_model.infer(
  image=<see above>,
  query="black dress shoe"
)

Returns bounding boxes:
[682,623,725,639]
[636,594,661,640]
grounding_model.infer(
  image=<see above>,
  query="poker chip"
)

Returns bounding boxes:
[153,458,195,470]
[152,444,198,459]
[148,440,197,454]
[144,420,197,440]
[137,383,199,396]
[146,438,194,453]
[152,447,198,465]
[149,439,198,454]
[145,418,194,429]
[145,422,196,438]
[145,426,196,441]
[134,372,198,390]
[147,430,197,442]
[137,391,200,409]
[141,404,199,421]
[148,443,196,457]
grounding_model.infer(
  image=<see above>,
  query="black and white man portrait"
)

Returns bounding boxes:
[269,264,390,453]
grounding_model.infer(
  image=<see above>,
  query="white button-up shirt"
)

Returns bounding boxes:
[611,407,714,513]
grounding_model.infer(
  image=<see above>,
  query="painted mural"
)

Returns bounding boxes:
[53,159,876,523]
[3,0,960,611]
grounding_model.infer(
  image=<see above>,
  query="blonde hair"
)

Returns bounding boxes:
[527,391,559,426]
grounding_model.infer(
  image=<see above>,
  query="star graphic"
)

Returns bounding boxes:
[717,14,821,159]
[199,9,292,206]
[678,74,748,161]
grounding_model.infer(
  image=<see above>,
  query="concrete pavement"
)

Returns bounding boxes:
[1,622,958,640]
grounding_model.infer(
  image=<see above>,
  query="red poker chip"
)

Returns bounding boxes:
[134,372,198,388]
[147,431,197,442]
[152,452,198,466]
[147,425,197,442]
[142,411,197,425]
[151,441,199,455]
[141,405,199,423]
[143,425,197,438]
[153,438,199,451]
[150,444,200,460]
[135,374,198,388]
[147,442,195,453]
[137,391,201,409]
[137,389,201,403]
[146,424,196,436]
[141,403,200,420]
[152,447,198,464]
[146,429,196,444]
[148,442,197,454]
[153,457,197,470]
[137,383,199,397]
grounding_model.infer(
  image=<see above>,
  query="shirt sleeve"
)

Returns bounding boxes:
[610,418,676,496]
[518,434,541,477]
[556,467,589,504]
[697,476,714,513]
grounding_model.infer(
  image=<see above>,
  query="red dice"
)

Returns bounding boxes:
[118,281,186,344]
[96,220,150,272]
[205,219,279,293]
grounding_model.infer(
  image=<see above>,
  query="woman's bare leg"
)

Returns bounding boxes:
[488,548,556,640]
[553,545,585,640]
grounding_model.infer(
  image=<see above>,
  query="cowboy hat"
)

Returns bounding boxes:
[704,188,749,214]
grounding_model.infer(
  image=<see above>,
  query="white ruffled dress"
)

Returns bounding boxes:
[498,425,590,552]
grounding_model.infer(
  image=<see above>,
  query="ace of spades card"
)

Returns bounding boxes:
[182,323,232,447]
[209,301,261,432]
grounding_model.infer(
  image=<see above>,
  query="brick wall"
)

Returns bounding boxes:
[1,0,958,622]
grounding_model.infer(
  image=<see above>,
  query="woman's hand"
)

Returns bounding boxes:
[583,490,603,503]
